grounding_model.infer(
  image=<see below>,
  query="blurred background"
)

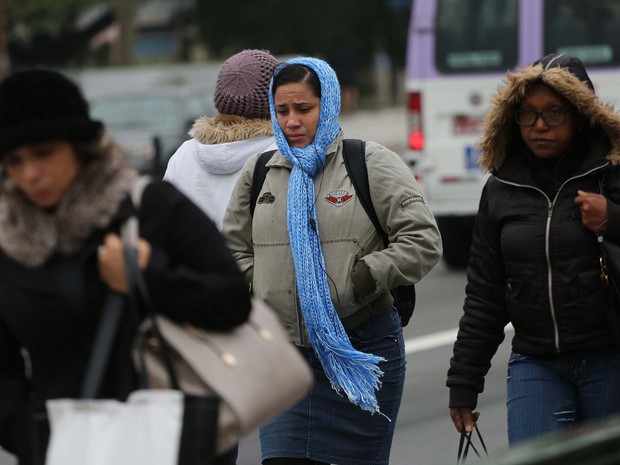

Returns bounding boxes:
[4,1,620,464]
[0,0,411,176]
[0,0,409,107]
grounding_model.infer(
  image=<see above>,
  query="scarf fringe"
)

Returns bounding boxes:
[313,331,386,413]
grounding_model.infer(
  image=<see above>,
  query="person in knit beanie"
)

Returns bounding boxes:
[164,49,279,229]
[0,68,251,465]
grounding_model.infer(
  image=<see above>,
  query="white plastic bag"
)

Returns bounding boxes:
[45,390,183,465]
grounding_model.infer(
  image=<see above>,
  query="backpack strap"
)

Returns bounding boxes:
[342,139,388,247]
[250,150,277,217]
[250,141,386,244]
[343,139,416,325]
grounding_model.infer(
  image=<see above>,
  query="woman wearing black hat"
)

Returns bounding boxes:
[447,53,620,445]
[0,69,252,465]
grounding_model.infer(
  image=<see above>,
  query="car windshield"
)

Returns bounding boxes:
[91,95,181,129]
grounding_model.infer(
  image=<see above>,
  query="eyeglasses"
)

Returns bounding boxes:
[515,108,573,127]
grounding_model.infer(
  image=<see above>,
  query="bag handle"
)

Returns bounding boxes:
[80,177,149,398]
[80,176,180,398]
[80,292,125,398]
[120,176,181,391]
[123,243,181,390]
[457,425,488,463]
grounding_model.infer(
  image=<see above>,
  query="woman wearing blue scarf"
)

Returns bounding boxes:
[223,57,442,465]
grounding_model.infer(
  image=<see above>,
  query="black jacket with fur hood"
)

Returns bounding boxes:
[447,54,620,410]
[0,149,251,464]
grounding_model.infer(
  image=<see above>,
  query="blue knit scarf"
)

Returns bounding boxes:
[269,57,384,414]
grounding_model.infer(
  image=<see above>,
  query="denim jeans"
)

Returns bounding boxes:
[506,350,620,445]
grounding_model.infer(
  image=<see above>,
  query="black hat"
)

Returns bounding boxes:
[0,69,103,154]
[533,53,595,92]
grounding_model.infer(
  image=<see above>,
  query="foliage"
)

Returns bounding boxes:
[5,0,411,73]
[5,0,103,67]
[193,0,409,68]
[6,0,98,38]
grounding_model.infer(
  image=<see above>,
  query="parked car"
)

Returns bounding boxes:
[90,88,216,176]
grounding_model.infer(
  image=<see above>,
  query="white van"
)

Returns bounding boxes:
[404,0,620,268]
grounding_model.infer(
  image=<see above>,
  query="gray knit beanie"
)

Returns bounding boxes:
[214,49,279,119]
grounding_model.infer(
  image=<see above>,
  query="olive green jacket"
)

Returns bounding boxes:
[223,132,442,346]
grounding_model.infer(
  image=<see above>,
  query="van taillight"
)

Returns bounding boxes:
[408,92,424,151]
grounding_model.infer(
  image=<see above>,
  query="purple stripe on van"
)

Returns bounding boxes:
[405,0,437,79]
[405,0,545,80]
[519,0,543,66]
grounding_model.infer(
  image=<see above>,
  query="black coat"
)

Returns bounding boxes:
[0,180,251,463]
[446,56,620,411]
[447,133,620,410]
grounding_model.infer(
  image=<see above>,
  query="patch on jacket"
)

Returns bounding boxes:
[324,189,354,207]
[258,192,275,205]
[401,195,424,209]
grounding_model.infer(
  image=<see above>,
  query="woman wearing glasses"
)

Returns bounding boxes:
[447,53,620,445]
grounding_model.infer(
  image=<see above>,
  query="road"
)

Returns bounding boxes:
[339,105,408,156]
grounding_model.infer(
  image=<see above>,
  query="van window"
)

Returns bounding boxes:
[544,0,620,66]
[435,0,519,73]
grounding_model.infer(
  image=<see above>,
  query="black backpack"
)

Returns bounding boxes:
[249,139,416,326]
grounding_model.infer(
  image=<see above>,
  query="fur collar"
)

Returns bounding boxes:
[478,63,620,172]
[189,114,274,145]
[0,149,137,267]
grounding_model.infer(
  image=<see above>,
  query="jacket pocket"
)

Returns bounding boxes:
[351,259,376,304]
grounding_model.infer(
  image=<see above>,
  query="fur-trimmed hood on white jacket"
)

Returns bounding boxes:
[163,114,276,229]
[477,54,620,173]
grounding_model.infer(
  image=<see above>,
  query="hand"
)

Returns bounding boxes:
[450,407,479,433]
[97,233,152,293]
[575,189,608,233]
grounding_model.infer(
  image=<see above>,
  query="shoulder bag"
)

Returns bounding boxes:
[596,178,620,349]
[597,232,620,349]
[124,178,313,455]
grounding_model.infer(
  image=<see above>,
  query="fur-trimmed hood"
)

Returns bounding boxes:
[173,113,276,176]
[189,114,273,145]
[478,57,620,173]
[0,147,137,267]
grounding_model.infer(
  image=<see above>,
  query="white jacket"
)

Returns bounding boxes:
[164,114,276,229]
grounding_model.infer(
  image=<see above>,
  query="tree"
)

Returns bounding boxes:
[4,0,147,68]
[192,0,405,66]
[0,0,9,77]
[6,0,97,37]
[192,0,410,102]
[111,0,139,65]
[5,0,100,67]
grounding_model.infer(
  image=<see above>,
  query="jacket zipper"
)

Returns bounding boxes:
[496,162,608,353]
[544,200,560,352]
